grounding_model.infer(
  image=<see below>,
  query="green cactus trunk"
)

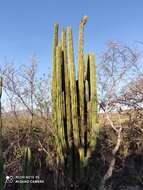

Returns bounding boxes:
[0,77,4,190]
[20,147,32,190]
[67,27,81,180]
[56,46,66,161]
[51,23,59,129]
[67,27,79,147]
[51,24,64,163]
[85,54,91,152]
[89,53,99,148]
[78,16,88,146]
[61,29,72,148]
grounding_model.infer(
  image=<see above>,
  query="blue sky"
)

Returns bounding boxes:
[0,0,143,75]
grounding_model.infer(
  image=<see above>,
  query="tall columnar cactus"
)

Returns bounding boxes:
[20,147,32,190]
[0,77,4,190]
[51,17,99,181]
[78,16,88,146]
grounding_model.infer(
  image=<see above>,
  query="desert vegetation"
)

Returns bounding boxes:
[0,17,143,190]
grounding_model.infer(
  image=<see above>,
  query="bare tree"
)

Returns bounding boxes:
[97,41,143,189]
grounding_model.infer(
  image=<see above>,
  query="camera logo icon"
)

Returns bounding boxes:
[6,176,13,183]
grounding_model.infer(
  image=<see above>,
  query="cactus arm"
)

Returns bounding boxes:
[61,28,72,148]
[67,27,79,147]
[89,53,99,148]
[78,16,88,146]
[56,46,66,161]
[51,23,59,128]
